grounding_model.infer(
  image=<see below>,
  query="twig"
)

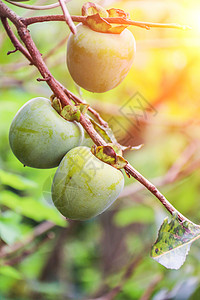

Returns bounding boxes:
[0,221,55,259]
[1,17,33,63]
[5,0,70,11]
[58,0,77,34]
[23,15,190,31]
[124,163,191,223]
[89,255,143,300]
[140,275,163,300]
[119,142,199,199]
[4,232,55,266]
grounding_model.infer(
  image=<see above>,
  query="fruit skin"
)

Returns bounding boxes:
[67,24,136,93]
[52,146,124,220]
[9,97,84,169]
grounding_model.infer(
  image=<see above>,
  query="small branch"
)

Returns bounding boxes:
[4,232,55,266]
[120,142,198,199]
[7,47,18,55]
[140,275,163,300]
[90,255,143,300]
[5,0,70,11]
[1,17,33,63]
[124,163,191,223]
[0,221,55,259]
[37,76,51,82]
[58,0,77,35]
[23,15,190,31]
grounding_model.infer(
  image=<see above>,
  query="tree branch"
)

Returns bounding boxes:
[0,221,55,259]
[58,0,77,34]
[0,0,194,224]
[5,0,70,11]
[1,17,33,63]
[23,15,190,30]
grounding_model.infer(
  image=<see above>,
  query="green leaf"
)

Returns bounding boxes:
[90,117,117,144]
[79,103,89,115]
[151,213,200,269]
[0,265,22,280]
[0,220,21,245]
[0,191,66,227]
[0,169,37,191]
[114,205,155,227]
[0,211,30,245]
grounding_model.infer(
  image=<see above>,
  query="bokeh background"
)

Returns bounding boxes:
[1,0,200,299]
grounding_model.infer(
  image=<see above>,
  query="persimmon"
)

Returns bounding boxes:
[9,98,84,169]
[51,146,124,220]
[67,23,136,93]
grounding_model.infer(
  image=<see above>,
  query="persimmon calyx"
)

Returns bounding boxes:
[82,2,130,34]
[91,143,128,169]
[60,104,89,122]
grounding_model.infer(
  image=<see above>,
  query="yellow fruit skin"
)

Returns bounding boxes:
[9,98,84,169]
[67,24,136,93]
[52,146,124,220]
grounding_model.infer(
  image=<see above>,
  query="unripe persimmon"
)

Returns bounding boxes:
[52,146,124,220]
[9,98,84,169]
[67,24,136,93]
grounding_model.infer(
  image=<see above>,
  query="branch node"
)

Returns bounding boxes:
[37,76,51,82]
[7,46,19,55]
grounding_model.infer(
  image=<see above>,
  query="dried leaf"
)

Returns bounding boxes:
[82,2,108,18]
[83,3,128,34]
[107,8,130,19]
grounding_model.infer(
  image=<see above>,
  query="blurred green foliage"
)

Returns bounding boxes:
[0,0,200,299]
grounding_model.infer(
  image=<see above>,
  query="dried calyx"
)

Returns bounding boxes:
[82,2,130,34]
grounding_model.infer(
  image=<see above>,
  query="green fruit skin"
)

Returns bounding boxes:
[67,24,136,93]
[9,98,84,169]
[52,146,124,220]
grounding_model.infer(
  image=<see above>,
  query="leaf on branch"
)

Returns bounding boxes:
[89,117,117,143]
[151,213,200,270]
[91,144,127,169]
[79,103,89,115]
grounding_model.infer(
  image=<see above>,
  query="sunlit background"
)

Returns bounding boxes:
[0,0,200,299]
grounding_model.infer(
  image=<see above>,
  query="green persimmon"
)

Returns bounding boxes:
[67,24,136,93]
[9,97,84,169]
[51,146,124,220]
